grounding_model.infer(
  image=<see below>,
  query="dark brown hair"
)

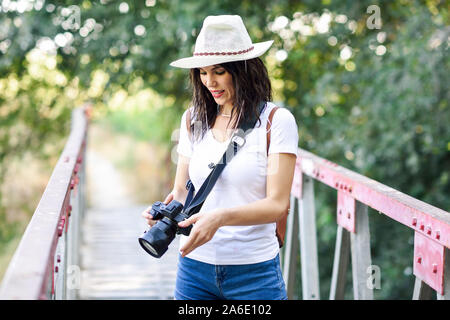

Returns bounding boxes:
[188,57,272,141]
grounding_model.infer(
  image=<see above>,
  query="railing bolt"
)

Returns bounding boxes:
[417,257,422,264]
[436,231,440,240]
[412,218,417,227]
[432,264,438,274]
[57,217,65,237]
[347,212,351,219]
[426,227,432,235]
[57,255,61,263]
[420,223,424,231]
[55,266,59,273]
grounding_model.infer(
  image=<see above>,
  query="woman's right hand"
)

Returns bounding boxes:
[141,192,174,227]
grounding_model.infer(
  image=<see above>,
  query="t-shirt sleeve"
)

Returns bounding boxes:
[268,107,299,156]
[176,108,193,158]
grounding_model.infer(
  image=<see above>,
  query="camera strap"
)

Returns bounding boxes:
[182,101,267,217]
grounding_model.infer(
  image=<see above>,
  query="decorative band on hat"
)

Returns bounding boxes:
[193,46,254,56]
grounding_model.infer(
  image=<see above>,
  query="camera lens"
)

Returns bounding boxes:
[138,217,177,258]
[140,240,159,257]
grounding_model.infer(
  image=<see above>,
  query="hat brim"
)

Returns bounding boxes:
[169,40,274,69]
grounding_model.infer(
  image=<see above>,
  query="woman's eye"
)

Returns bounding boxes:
[199,70,225,75]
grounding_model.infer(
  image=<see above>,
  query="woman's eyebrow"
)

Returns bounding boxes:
[199,66,223,72]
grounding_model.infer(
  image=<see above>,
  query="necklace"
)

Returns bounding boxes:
[217,105,232,118]
[218,112,231,118]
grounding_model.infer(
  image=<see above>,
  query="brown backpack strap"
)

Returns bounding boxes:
[266,106,279,155]
[266,106,289,248]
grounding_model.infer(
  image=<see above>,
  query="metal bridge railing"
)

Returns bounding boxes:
[282,148,450,300]
[0,107,89,300]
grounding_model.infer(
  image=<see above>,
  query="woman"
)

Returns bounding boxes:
[142,15,298,300]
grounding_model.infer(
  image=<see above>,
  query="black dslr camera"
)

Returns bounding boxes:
[138,200,192,258]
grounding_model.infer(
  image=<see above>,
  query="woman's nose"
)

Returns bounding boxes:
[204,74,216,87]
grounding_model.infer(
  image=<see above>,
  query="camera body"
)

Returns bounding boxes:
[138,200,192,258]
[148,200,192,236]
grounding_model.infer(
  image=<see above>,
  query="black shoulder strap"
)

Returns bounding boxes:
[183,101,266,217]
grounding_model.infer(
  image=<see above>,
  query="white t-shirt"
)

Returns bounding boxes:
[176,102,299,265]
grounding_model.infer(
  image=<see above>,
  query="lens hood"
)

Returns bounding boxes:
[138,217,177,258]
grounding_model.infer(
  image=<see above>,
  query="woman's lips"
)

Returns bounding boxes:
[211,90,224,98]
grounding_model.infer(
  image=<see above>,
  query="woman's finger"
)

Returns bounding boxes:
[163,193,174,205]
[141,206,150,217]
[178,214,199,228]
[141,207,157,227]
[180,230,199,256]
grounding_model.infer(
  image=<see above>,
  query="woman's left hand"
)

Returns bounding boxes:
[178,210,223,257]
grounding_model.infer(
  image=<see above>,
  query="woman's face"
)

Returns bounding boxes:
[199,65,235,108]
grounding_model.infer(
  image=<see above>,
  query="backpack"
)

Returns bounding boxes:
[186,105,288,247]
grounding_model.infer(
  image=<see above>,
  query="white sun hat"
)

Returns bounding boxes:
[169,15,273,69]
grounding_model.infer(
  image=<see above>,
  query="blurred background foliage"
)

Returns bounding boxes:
[0,0,448,299]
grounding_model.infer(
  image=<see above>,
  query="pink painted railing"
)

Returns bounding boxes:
[0,107,89,299]
[282,148,450,300]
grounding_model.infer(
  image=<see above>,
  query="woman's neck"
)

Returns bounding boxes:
[218,104,234,117]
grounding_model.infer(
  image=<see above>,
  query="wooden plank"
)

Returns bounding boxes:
[350,202,373,300]
[299,175,320,300]
[283,195,299,299]
[329,225,350,299]
[79,205,179,299]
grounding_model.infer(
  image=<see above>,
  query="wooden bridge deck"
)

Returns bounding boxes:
[78,150,179,300]
[79,205,179,299]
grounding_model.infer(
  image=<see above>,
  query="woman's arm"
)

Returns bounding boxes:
[171,154,190,204]
[142,154,190,226]
[178,152,296,257]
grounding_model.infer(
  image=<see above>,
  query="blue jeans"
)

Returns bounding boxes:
[174,254,287,300]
